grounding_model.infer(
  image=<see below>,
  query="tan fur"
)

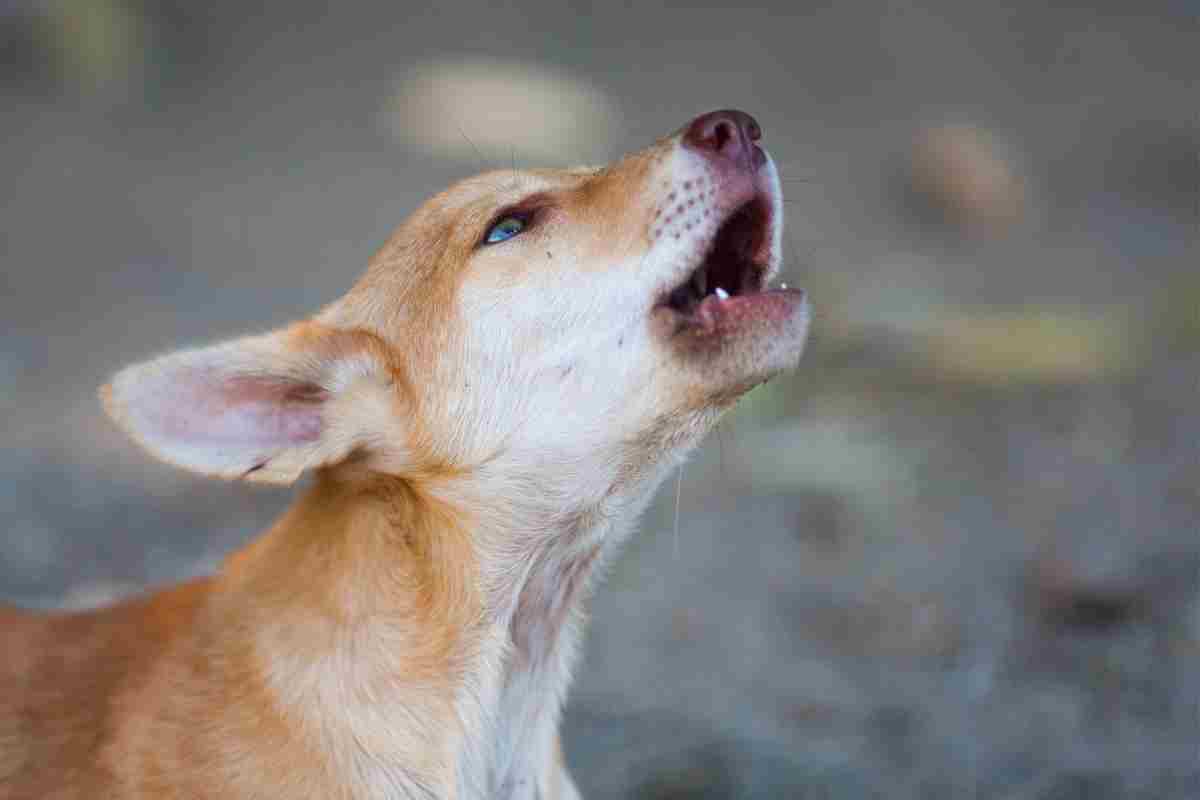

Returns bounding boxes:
[0,114,809,799]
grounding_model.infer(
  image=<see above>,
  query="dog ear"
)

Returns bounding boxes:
[101,322,412,484]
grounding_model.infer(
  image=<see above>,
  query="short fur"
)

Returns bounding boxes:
[0,114,809,799]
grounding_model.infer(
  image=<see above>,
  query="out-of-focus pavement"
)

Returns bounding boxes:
[2,2,1197,797]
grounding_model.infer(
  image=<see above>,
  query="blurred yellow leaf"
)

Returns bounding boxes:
[916,309,1135,383]
[44,0,144,91]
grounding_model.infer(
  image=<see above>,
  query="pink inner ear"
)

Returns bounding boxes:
[151,369,327,450]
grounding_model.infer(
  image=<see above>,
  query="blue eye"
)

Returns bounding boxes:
[484,215,526,245]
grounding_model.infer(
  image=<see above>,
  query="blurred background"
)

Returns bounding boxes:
[1,1,1197,797]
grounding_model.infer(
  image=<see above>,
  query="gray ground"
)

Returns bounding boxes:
[2,2,1197,797]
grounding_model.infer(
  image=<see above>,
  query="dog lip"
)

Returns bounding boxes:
[655,286,806,341]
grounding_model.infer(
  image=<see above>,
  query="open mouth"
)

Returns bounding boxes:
[658,193,773,321]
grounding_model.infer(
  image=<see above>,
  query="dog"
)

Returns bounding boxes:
[0,109,809,799]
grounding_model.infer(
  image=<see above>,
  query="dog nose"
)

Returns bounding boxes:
[682,109,765,172]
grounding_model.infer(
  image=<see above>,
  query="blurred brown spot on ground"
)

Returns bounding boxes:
[910,124,1024,236]
[1031,554,1149,634]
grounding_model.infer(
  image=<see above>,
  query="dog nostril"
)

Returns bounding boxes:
[682,109,763,171]
[711,121,733,152]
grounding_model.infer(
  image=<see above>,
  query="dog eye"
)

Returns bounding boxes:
[484,215,526,245]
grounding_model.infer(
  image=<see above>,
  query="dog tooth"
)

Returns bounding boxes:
[781,282,788,290]
[715,287,730,300]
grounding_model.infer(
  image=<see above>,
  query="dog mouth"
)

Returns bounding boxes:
[653,189,804,343]
[660,193,772,316]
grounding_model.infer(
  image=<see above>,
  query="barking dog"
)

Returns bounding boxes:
[0,109,809,799]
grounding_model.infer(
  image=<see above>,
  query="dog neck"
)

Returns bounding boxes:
[219,453,675,797]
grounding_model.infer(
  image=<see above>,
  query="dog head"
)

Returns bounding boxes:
[104,110,810,506]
